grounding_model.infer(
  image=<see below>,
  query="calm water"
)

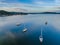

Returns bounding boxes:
[0,14,60,45]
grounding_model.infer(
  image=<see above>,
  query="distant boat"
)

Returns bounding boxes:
[23,28,27,32]
[39,28,43,43]
[23,24,27,32]
[16,23,21,26]
[45,21,48,25]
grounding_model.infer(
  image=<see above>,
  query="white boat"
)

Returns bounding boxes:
[23,24,27,32]
[39,28,43,43]
[16,23,21,26]
[23,28,27,32]
[39,35,43,43]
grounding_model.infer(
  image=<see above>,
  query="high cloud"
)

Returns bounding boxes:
[0,0,60,12]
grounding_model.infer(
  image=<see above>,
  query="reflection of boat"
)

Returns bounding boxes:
[16,23,21,26]
[39,28,43,43]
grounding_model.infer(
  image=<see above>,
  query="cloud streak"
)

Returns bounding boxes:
[55,0,60,6]
[0,0,60,12]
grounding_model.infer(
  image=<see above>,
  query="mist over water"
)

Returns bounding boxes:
[0,14,60,45]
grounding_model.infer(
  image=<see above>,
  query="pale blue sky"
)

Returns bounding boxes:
[0,0,60,12]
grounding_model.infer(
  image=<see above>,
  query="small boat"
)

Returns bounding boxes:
[23,24,27,32]
[23,28,27,32]
[39,28,43,43]
[16,23,21,26]
[45,22,47,25]
[39,36,43,43]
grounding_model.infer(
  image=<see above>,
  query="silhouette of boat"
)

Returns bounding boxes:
[45,22,47,25]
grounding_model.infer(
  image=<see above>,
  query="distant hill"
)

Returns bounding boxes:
[0,10,28,16]
[0,10,60,16]
[41,12,60,14]
[28,12,60,14]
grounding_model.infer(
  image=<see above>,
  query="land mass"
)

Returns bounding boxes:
[0,10,28,16]
[0,10,60,16]
[29,12,60,14]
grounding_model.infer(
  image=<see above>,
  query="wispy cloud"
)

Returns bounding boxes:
[55,0,60,6]
[0,0,60,12]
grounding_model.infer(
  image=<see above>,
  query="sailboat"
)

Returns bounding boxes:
[23,24,27,32]
[23,28,27,32]
[39,28,43,43]
[45,21,48,25]
[16,23,21,26]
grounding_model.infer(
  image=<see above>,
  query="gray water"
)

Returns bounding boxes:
[0,14,60,45]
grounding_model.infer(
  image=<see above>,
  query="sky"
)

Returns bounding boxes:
[0,0,60,12]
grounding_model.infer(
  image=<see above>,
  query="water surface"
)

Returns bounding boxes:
[0,14,60,45]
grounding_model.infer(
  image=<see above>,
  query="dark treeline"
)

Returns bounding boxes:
[0,10,60,16]
[0,10,28,16]
[28,12,60,14]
